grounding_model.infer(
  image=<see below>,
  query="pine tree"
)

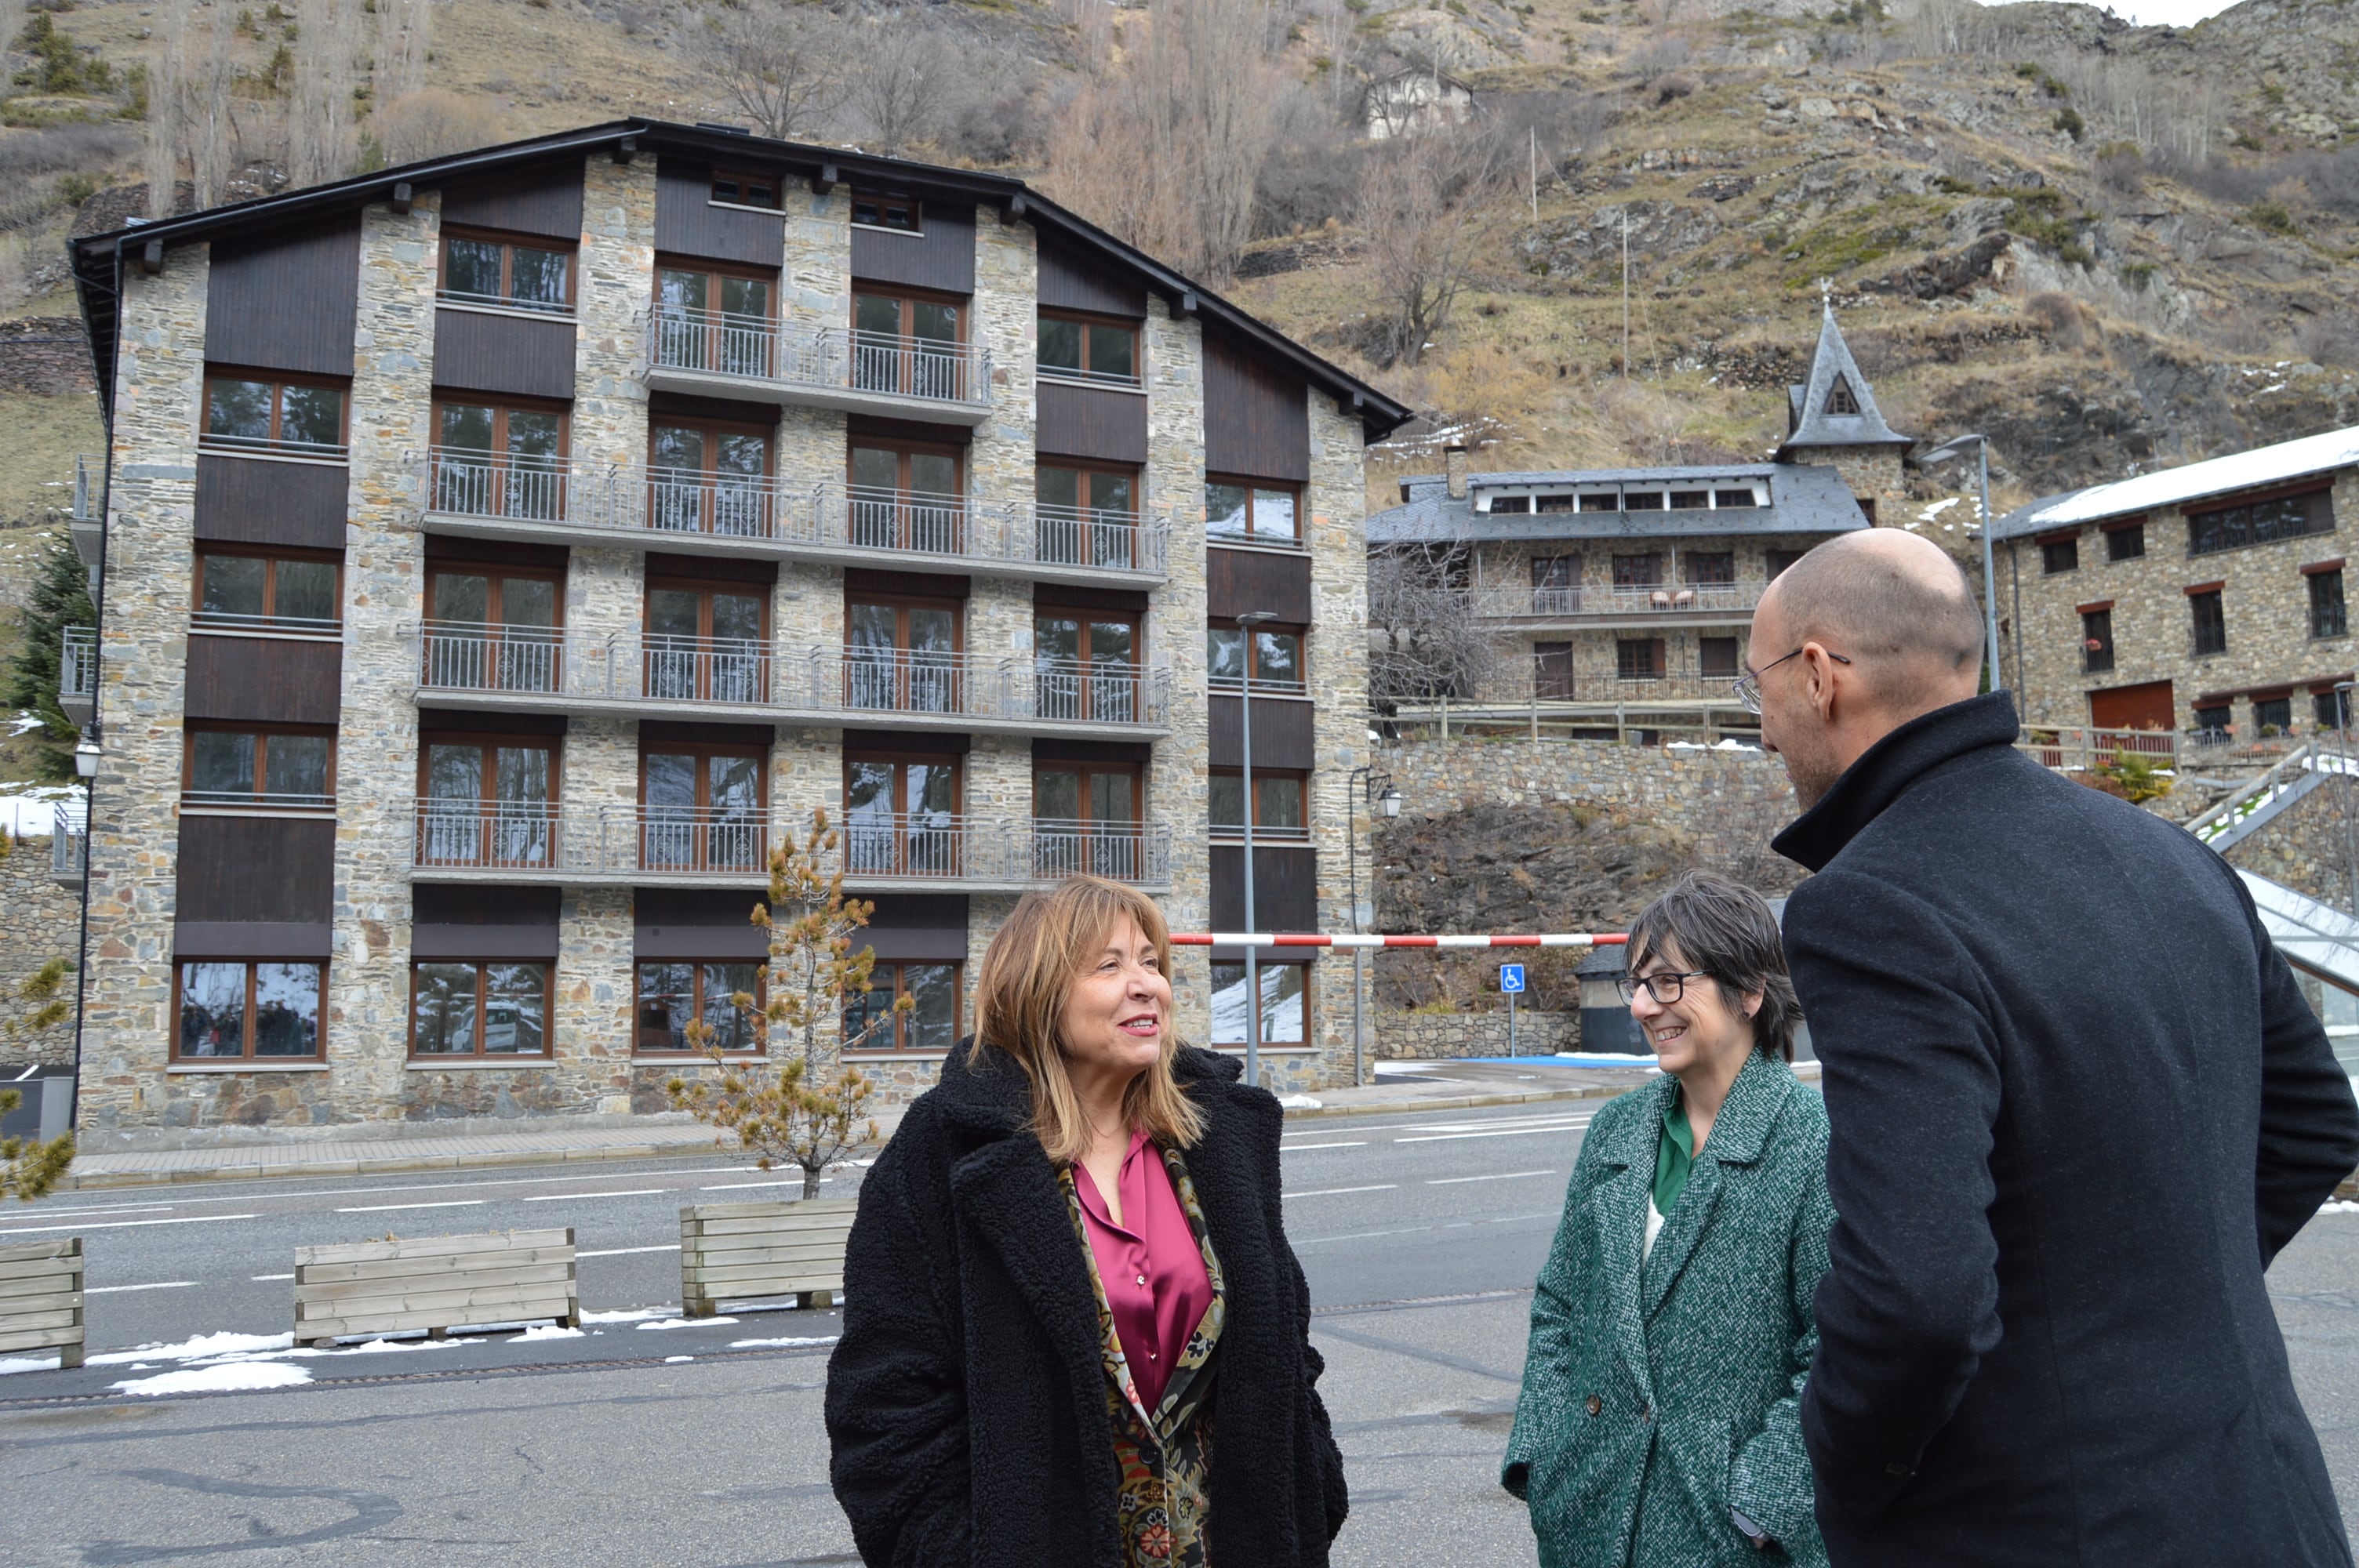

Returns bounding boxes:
[5,532,95,784]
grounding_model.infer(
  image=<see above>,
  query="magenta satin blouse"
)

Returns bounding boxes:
[1073,1130,1214,1412]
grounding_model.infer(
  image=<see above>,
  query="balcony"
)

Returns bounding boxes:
[49,800,84,888]
[1469,579,1767,627]
[59,626,95,728]
[412,802,1171,891]
[1383,666,1750,741]
[644,310,994,425]
[415,450,1169,587]
[409,622,1173,739]
[69,455,100,570]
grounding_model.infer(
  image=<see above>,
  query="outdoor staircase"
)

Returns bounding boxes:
[2184,745,2335,854]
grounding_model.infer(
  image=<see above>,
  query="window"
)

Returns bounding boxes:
[431,398,567,521]
[645,578,769,704]
[1531,556,1580,612]
[845,752,961,877]
[2191,589,2227,655]
[411,962,550,1058]
[1699,637,1740,681]
[423,564,562,695]
[2193,704,2232,736]
[1035,761,1143,880]
[1208,625,1303,691]
[1036,464,1140,568]
[852,289,969,400]
[1205,478,1299,543]
[1488,495,1532,515]
[2189,490,2333,556]
[183,724,333,809]
[1669,490,1710,510]
[1211,963,1306,1045]
[1532,493,1575,513]
[848,593,962,712]
[1612,554,1665,590]
[2082,608,2115,673]
[439,230,573,314]
[2107,523,2146,561]
[1037,610,1139,722]
[1683,551,1736,585]
[1825,376,1859,416]
[635,962,763,1054]
[176,960,325,1061]
[1714,489,1758,509]
[711,169,781,209]
[1038,311,1140,388]
[1765,548,1808,580]
[1623,491,1667,511]
[419,733,558,869]
[2317,690,2352,730]
[655,263,776,378]
[193,550,340,634]
[2312,569,2348,640]
[850,440,964,554]
[1210,770,1307,840]
[1534,641,1574,699]
[642,742,768,873]
[851,188,920,232]
[845,962,961,1053]
[649,419,773,538]
[1616,638,1667,681]
[2255,695,2294,733]
[2042,537,2080,575]
[202,372,347,459]
[1577,493,1619,513]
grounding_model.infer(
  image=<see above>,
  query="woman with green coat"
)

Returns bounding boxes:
[1504,871,1834,1566]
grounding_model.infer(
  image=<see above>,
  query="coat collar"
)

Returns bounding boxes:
[1770,691,2022,873]
[931,1034,1248,1142]
[1637,1051,1797,1316]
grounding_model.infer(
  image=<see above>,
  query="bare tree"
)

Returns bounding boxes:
[1356,129,1499,367]
[703,0,841,142]
[1369,535,1504,706]
[290,0,360,186]
[147,0,238,212]
[375,87,507,165]
[378,0,432,111]
[841,18,954,158]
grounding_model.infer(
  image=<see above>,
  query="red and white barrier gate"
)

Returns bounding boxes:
[1169,932,1629,948]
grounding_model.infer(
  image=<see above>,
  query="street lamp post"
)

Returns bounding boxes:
[1345,765,1401,1088]
[1234,611,1277,1089]
[2337,681,2358,918]
[1921,434,2002,692]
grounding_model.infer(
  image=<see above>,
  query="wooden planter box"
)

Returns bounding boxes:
[681,1198,857,1317]
[0,1237,84,1369]
[293,1227,578,1348]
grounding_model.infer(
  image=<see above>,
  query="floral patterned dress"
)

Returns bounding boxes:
[1060,1145,1228,1566]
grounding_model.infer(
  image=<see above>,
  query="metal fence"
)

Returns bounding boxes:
[1467,580,1768,620]
[49,801,84,884]
[60,626,95,705]
[650,309,991,409]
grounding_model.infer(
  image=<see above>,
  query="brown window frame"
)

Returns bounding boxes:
[1615,637,1668,681]
[423,563,567,631]
[1205,474,1303,546]
[200,368,351,459]
[648,416,777,539]
[849,436,968,554]
[436,226,579,315]
[182,721,338,811]
[2190,589,2227,657]
[1681,550,1737,586]
[637,739,772,875]
[1032,759,1142,825]
[192,546,344,636]
[852,285,965,343]
[1534,641,1575,699]
[2311,568,2348,641]
[1207,622,1305,693]
[429,395,573,522]
[849,187,921,233]
[844,961,964,1054]
[1034,608,1141,724]
[1699,636,1742,681]
[173,959,329,1063]
[710,169,783,210]
[1612,553,1666,590]
[644,574,774,706]
[420,563,567,695]
[634,960,769,1056]
[406,960,554,1060]
[2082,608,2116,673]
[416,729,562,870]
[1034,462,1139,517]
[1037,307,1143,389]
[1209,961,1310,1047]
[432,395,572,459]
[1209,767,1310,840]
[845,590,966,713]
[844,750,966,877]
[2106,522,2146,562]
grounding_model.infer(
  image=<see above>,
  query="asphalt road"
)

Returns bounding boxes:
[0,1097,2353,1566]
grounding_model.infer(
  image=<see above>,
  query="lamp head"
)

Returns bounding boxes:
[1921,434,1987,467]
[72,735,99,779]
[1376,784,1402,819]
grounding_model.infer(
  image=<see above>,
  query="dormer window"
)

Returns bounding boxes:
[711,169,781,209]
[1488,495,1532,514]
[1714,488,1759,508]
[1825,376,1859,416]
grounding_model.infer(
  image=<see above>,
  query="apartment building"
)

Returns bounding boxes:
[1990,426,2359,742]
[61,120,1408,1141]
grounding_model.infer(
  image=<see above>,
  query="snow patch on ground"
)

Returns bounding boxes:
[111,1362,313,1396]
[514,1324,585,1342]
[729,1335,841,1350]
[86,1331,293,1367]
[1274,1094,1321,1109]
[636,1316,735,1331]
[663,1356,694,1363]
[0,1356,59,1376]
[580,1308,671,1324]
[2320,1200,2359,1215]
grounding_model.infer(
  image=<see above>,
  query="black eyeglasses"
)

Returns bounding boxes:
[1732,647,1853,714]
[1616,970,1712,1006]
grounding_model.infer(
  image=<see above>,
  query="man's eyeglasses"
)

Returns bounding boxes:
[1731,647,1853,714]
[1616,969,1713,1006]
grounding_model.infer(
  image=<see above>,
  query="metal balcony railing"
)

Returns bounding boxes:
[1016,503,1169,575]
[1030,820,1170,884]
[414,799,565,872]
[1469,580,1768,619]
[60,626,95,706]
[71,454,96,523]
[410,624,1172,728]
[49,800,85,886]
[425,446,580,524]
[651,308,991,409]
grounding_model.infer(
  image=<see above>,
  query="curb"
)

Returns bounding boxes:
[57,1138,737,1192]
[1282,1083,1634,1120]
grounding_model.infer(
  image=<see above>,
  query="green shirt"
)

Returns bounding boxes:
[1653,1087,1695,1215]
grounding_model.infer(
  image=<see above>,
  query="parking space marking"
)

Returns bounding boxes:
[334,1200,485,1214]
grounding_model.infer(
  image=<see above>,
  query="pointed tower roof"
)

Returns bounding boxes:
[1777,294,1911,460]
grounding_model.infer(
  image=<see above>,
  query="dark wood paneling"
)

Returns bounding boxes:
[176,816,334,924]
[413,924,562,960]
[1210,845,1318,932]
[419,707,569,737]
[413,884,562,962]
[423,535,569,571]
[185,636,342,724]
[1203,330,1309,483]
[440,161,585,241]
[205,216,362,378]
[194,455,348,550]
[173,920,333,959]
[1037,381,1147,465]
[842,728,969,755]
[635,887,769,960]
[655,158,786,269]
[845,568,970,599]
[1209,695,1315,769]
[852,202,975,296]
[433,307,576,401]
[639,719,775,748]
[1034,583,1149,613]
[645,550,777,585]
[649,390,781,426]
[863,895,970,962]
[1207,546,1313,623]
[1032,739,1153,764]
[1038,242,1145,318]
[846,413,970,446]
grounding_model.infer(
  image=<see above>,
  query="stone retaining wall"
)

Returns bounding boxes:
[0,319,95,396]
[0,826,81,1069]
[1379,1008,1580,1059]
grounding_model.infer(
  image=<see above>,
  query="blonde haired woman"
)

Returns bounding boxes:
[827,875,1347,1568]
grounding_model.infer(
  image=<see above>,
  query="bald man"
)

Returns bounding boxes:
[1751,530,2359,1566]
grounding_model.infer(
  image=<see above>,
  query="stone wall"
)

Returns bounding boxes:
[0,319,96,396]
[0,826,82,1070]
[1379,1008,1580,1059]
[2223,771,2359,909]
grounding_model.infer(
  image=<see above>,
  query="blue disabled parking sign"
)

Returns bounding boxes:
[1499,963,1526,994]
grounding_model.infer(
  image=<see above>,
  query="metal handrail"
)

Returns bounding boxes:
[60,626,95,702]
[50,800,85,881]
[182,789,335,810]
[423,446,595,525]
[72,454,95,523]
[650,307,992,408]
[1002,500,1169,575]
[1468,580,1768,619]
[191,611,343,637]
[198,434,350,463]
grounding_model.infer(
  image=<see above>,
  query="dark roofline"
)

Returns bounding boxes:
[71,118,1412,439]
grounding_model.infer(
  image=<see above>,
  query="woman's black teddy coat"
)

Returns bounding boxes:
[824,1037,1348,1567]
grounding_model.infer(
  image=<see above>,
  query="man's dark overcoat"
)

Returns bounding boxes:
[1774,691,2359,1566]
[825,1037,1347,1568]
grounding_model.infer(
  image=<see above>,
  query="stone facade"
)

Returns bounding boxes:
[1379,1007,1581,1059]
[2002,468,2359,739]
[1791,445,1904,531]
[0,826,82,1071]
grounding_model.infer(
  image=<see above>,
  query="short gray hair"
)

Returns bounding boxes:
[1626,872,1802,1062]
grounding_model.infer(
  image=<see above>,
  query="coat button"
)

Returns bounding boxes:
[1885,1461,1910,1478]
[1585,1395,1601,1417]
[1136,1274,1147,1287]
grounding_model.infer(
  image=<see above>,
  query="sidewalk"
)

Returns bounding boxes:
[56,1057,1697,1192]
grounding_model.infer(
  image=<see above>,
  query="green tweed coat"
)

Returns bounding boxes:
[1503,1051,1834,1568]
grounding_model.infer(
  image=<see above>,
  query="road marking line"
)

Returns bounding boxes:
[1282,1185,1399,1199]
[522,1189,664,1203]
[698,1180,805,1192]
[577,1244,683,1258]
[1293,1210,1561,1247]
[1278,1142,1369,1152]
[15,1204,176,1220]
[1394,1126,1591,1145]
[0,1214,256,1236]
[1427,1170,1559,1185]
[253,1273,294,1282]
[84,1282,197,1294]
[334,1200,485,1214]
